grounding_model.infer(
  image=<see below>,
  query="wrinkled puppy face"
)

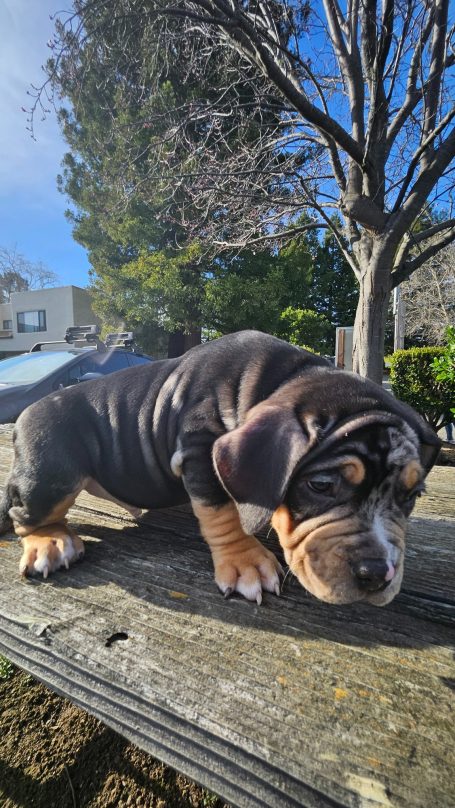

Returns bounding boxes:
[272,425,424,606]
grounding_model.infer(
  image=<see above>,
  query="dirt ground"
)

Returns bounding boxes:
[0,668,229,808]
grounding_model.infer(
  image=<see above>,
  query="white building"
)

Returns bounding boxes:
[0,286,99,357]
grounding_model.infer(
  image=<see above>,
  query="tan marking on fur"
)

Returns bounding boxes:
[304,515,362,546]
[273,507,363,560]
[400,459,423,490]
[84,479,142,518]
[340,456,366,485]
[296,411,320,443]
[19,522,84,578]
[15,523,40,537]
[273,505,354,551]
[46,492,80,522]
[192,500,282,602]
[272,506,294,544]
[192,501,252,550]
[13,492,81,537]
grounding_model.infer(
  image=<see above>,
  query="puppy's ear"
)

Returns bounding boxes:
[212,404,310,534]
[403,411,441,473]
[419,436,441,473]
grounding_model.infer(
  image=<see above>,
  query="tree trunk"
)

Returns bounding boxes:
[167,329,201,358]
[352,248,392,384]
[183,330,202,352]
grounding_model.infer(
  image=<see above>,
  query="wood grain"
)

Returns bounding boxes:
[0,426,454,808]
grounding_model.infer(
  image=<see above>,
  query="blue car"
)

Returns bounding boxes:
[0,327,153,424]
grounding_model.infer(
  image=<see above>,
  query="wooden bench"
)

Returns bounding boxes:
[0,424,454,808]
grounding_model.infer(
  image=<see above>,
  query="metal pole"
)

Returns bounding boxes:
[393,286,405,351]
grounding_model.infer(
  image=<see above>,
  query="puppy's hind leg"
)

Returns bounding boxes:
[0,488,13,534]
[84,479,143,519]
[10,487,85,579]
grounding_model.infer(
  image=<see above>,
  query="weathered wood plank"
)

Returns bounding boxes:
[0,427,454,808]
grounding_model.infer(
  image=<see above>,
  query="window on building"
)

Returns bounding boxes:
[2,320,12,330]
[17,310,47,333]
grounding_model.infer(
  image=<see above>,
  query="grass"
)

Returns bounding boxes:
[0,654,15,681]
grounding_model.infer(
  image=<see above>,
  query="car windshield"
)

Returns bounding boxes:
[0,352,77,385]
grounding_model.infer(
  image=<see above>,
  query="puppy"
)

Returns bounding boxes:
[0,331,440,606]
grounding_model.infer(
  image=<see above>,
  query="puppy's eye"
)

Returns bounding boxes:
[307,479,334,495]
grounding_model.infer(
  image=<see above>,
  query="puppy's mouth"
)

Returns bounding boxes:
[272,505,404,606]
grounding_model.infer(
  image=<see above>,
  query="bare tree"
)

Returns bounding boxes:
[33,0,455,381]
[0,246,60,303]
[402,244,455,344]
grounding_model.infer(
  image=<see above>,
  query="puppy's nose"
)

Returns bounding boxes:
[352,559,391,592]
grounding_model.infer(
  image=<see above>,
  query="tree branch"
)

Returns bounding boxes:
[391,103,455,214]
[412,217,455,244]
[177,0,367,166]
[213,220,328,248]
[385,6,435,152]
[391,226,455,286]
[389,126,455,242]
[298,176,361,278]
[421,0,449,170]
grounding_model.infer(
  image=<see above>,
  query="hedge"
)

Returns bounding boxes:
[389,346,455,431]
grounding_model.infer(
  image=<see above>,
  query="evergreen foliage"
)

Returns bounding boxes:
[389,346,455,430]
[279,308,332,355]
[431,327,455,418]
[310,223,359,330]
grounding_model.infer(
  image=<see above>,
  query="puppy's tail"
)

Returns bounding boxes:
[0,488,13,534]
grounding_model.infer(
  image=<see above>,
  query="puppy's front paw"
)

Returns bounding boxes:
[19,523,84,579]
[213,537,282,605]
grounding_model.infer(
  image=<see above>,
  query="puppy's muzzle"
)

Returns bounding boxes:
[272,505,403,605]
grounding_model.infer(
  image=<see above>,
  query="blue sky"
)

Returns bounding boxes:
[0,0,90,288]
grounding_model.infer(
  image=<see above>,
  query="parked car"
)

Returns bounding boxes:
[0,326,153,424]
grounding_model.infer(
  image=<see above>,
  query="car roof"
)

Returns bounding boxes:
[28,347,150,359]
[36,348,98,356]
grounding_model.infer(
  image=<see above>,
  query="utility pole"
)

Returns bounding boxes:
[393,286,405,351]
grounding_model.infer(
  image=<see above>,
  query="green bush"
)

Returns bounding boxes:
[0,655,14,681]
[389,346,455,430]
[279,307,332,354]
[431,326,455,418]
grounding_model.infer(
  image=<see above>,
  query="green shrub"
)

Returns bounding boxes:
[0,655,14,681]
[279,307,332,354]
[299,344,319,355]
[431,327,455,418]
[389,346,455,430]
